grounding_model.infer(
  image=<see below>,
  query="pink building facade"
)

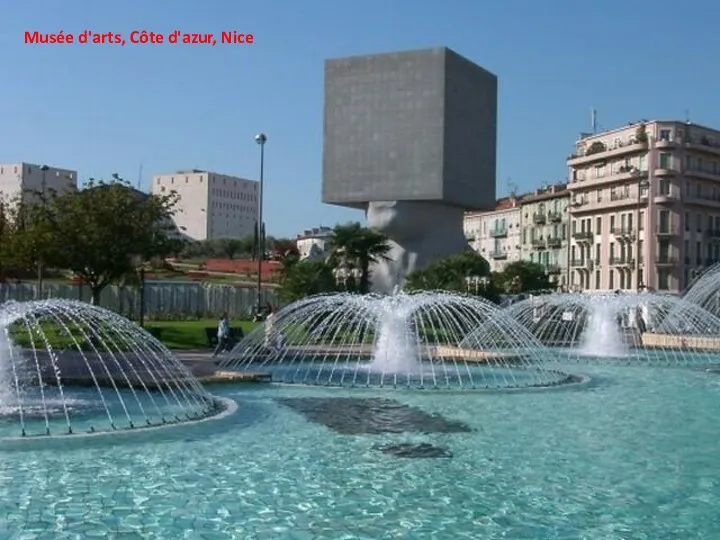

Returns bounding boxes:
[567,120,720,293]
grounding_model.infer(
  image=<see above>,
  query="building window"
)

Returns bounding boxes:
[609,270,614,290]
[657,269,670,291]
[659,153,672,169]
[659,129,671,141]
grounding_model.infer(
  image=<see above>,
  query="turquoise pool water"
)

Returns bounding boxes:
[1,364,719,538]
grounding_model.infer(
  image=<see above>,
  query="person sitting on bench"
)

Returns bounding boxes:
[212,313,232,357]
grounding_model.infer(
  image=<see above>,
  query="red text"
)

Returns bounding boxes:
[221,31,254,44]
[24,31,74,44]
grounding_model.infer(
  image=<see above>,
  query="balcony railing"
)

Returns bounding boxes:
[531,239,546,249]
[547,211,562,222]
[570,259,594,269]
[546,237,562,249]
[706,229,720,239]
[609,257,634,266]
[655,256,677,265]
[656,226,677,236]
[489,227,507,238]
[610,226,634,236]
[490,250,507,259]
[572,231,593,241]
[533,213,546,225]
[567,139,649,164]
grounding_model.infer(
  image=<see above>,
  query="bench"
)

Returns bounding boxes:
[204,327,244,348]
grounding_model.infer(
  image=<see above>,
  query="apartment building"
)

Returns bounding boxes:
[567,120,720,293]
[0,162,77,203]
[520,183,570,289]
[152,170,259,241]
[464,196,522,272]
[296,226,333,260]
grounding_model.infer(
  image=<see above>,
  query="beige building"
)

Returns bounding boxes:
[464,196,523,272]
[567,120,720,293]
[0,162,77,204]
[152,169,259,241]
[519,184,570,289]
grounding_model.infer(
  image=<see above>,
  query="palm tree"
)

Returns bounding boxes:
[327,222,391,294]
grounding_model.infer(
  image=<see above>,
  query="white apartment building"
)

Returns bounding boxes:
[152,169,259,241]
[464,196,523,272]
[296,226,333,260]
[0,162,77,203]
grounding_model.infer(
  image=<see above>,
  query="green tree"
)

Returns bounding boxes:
[404,251,500,301]
[277,259,336,302]
[327,222,390,294]
[40,178,181,304]
[0,195,19,279]
[215,238,245,260]
[495,260,552,294]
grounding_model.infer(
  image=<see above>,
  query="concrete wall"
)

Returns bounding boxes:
[322,47,497,210]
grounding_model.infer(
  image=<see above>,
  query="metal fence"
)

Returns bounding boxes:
[0,281,279,320]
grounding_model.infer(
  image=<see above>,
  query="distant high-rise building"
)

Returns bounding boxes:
[151,169,258,241]
[567,120,720,293]
[0,162,77,204]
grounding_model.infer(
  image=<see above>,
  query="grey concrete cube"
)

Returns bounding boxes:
[322,47,497,210]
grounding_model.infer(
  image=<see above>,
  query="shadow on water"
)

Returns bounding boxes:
[276,396,472,435]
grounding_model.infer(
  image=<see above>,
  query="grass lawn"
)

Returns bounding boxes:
[144,319,261,350]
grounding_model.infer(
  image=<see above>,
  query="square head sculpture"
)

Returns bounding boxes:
[322,47,498,210]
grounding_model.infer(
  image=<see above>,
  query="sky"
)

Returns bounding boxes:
[3,0,720,238]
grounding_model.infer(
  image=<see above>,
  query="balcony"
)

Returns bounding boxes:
[571,259,593,269]
[609,257,634,266]
[546,237,562,249]
[656,226,677,237]
[706,229,720,240]
[610,226,634,235]
[547,211,562,223]
[569,167,649,190]
[567,140,649,166]
[489,227,507,238]
[686,136,720,157]
[572,231,593,242]
[655,256,677,266]
[532,213,546,225]
[531,239,546,249]
[685,167,720,182]
[654,191,679,204]
[490,250,507,260]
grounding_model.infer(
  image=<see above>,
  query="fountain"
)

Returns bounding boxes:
[578,298,630,357]
[0,299,222,438]
[683,262,720,317]
[501,292,720,365]
[220,291,574,390]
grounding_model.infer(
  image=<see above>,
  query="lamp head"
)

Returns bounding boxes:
[255,133,267,145]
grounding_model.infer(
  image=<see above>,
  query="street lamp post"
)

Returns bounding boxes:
[37,165,49,299]
[254,133,267,318]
